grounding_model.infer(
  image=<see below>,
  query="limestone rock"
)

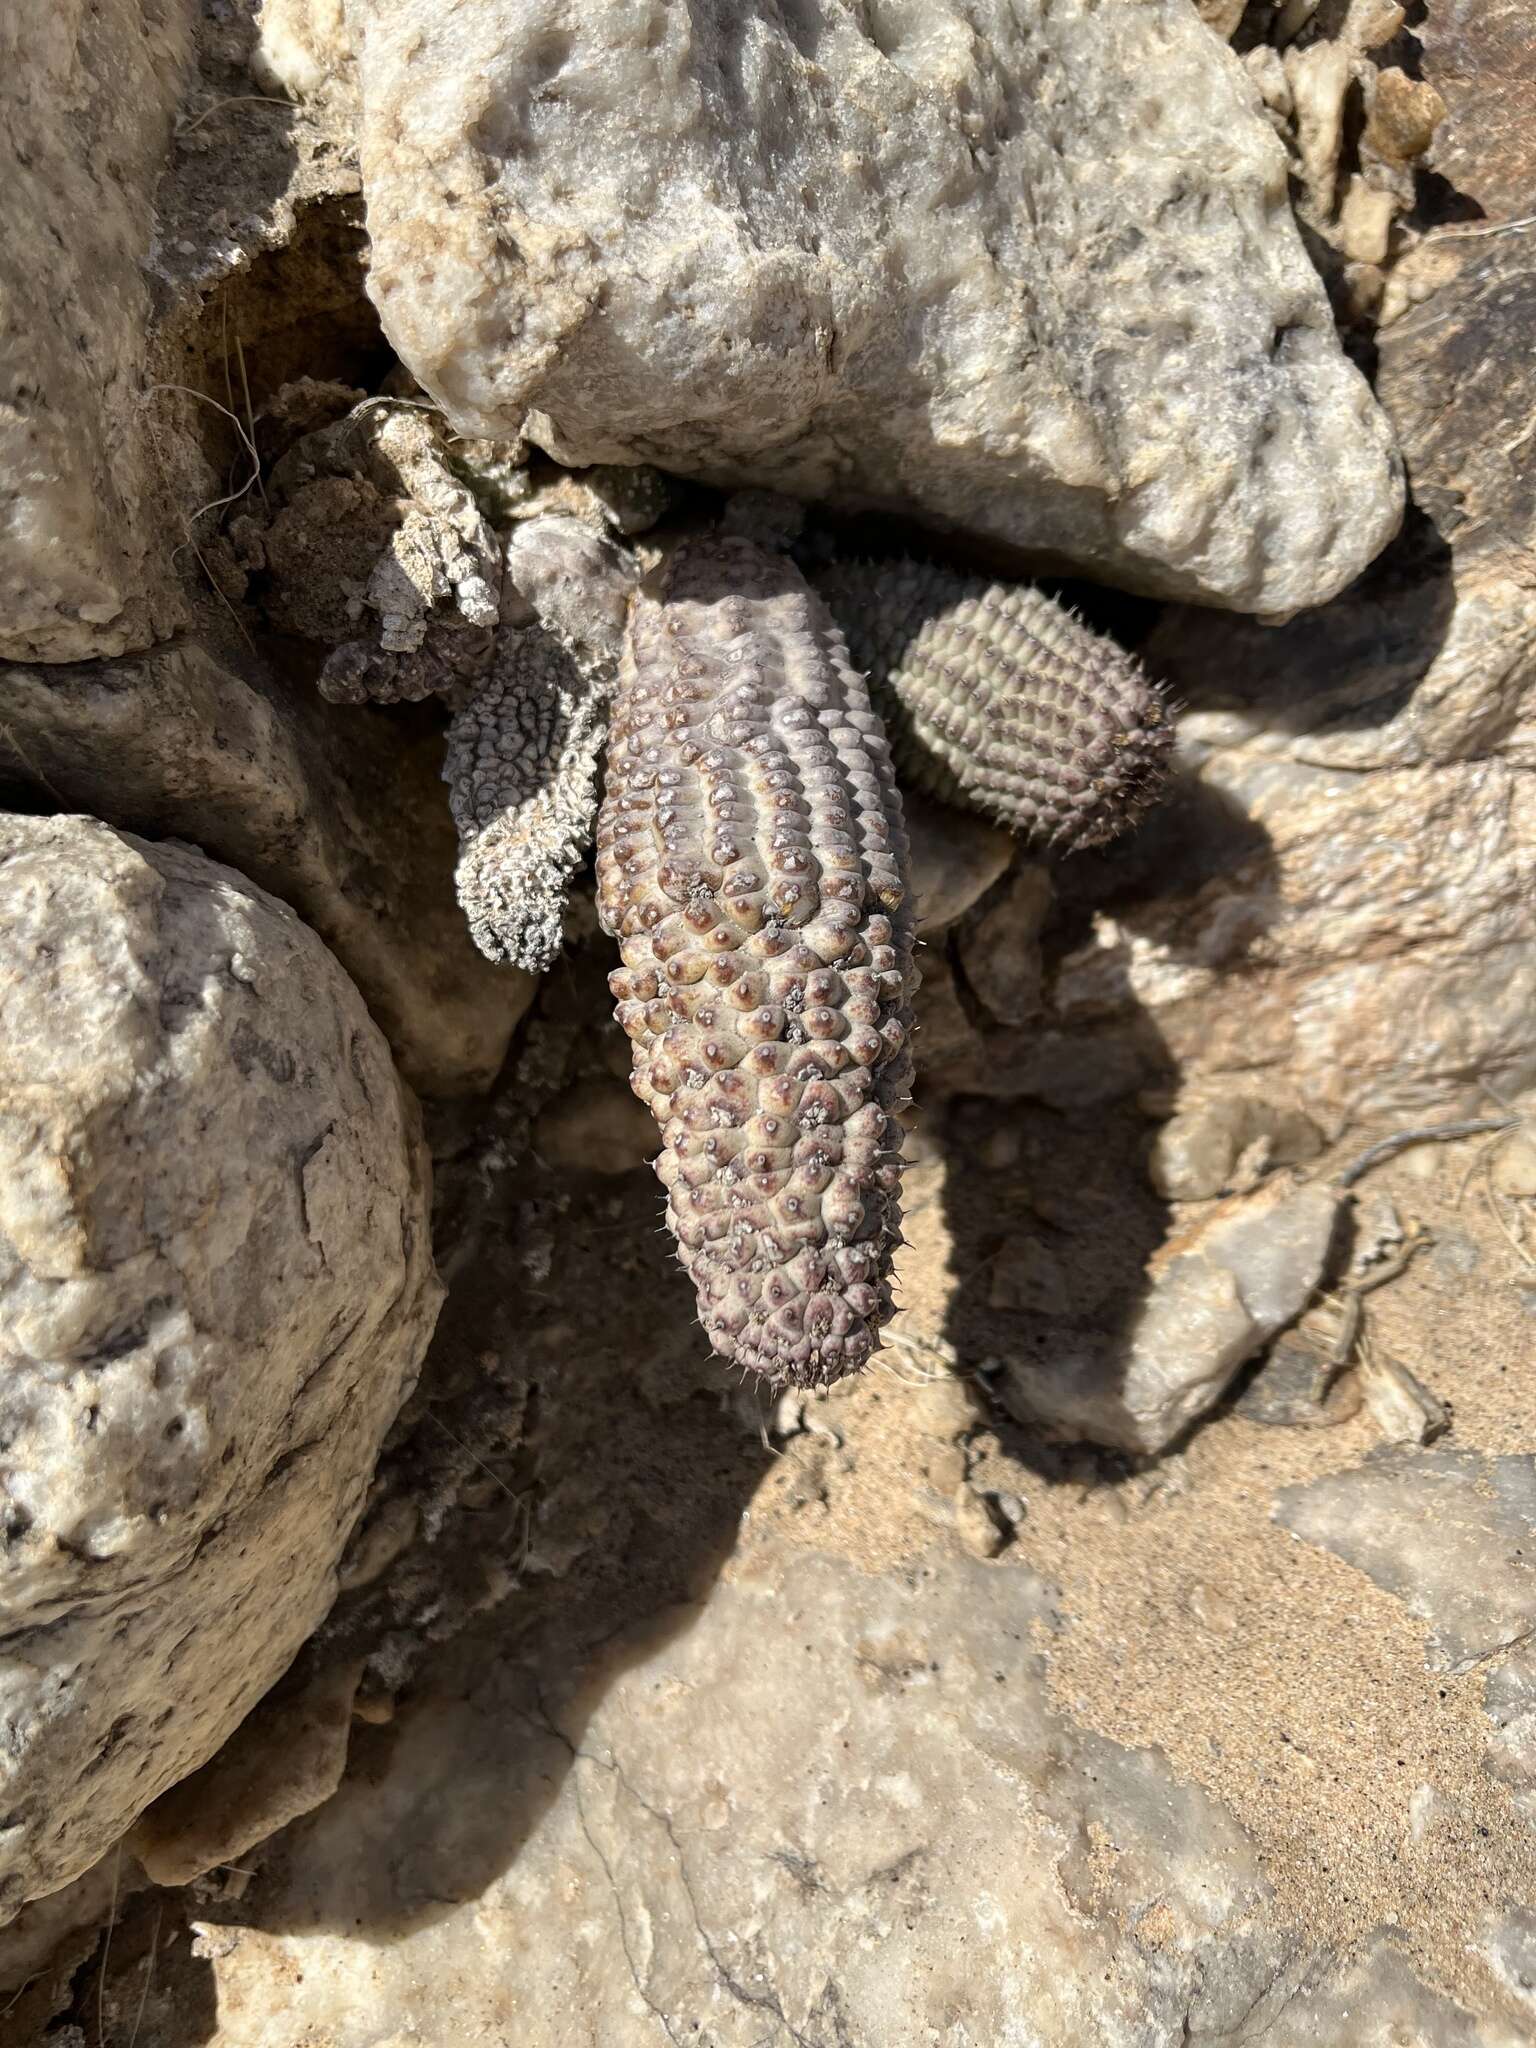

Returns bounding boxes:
[0,0,191,662]
[0,640,527,1096]
[1276,1449,1536,1675]
[161,1550,1529,2045]
[129,1659,364,1889]
[1484,1644,1536,1833]
[1421,0,1536,220]
[1482,1907,1536,2030]
[1356,1350,1449,1447]
[1085,0,1536,1128]
[1054,749,1536,1125]
[1149,1095,1326,1201]
[0,817,440,1915]
[1255,1935,1521,2048]
[902,789,1013,936]
[266,0,1403,613]
[957,863,1052,1026]
[169,1553,1294,2042]
[1004,1177,1343,1453]
[1232,1335,1363,1429]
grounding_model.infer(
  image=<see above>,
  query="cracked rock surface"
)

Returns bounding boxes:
[34,932,1536,2046]
[0,816,439,1916]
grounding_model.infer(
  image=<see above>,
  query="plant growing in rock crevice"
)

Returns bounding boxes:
[233,395,1171,1383]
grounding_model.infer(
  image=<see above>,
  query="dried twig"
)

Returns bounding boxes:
[0,1976,37,2022]
[125,1897,163,2048]
[878,1327,962,1387]
[234,335,266,507]
[175,94,295,138]
[0,721,69,804]
[1333,1115,1517,1189]
[140,382,262,649]
[1318,1222,1434,1381]
[1483,1179,1535,1270]
[144,384,263,529]
[423,1407,523,1506]
[97,1842,123,2048]
[1423,212,1536,244]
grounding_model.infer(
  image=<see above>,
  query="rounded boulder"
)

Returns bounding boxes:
[0,816,441,1914]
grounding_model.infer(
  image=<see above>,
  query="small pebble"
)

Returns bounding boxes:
[1233,1339,1361,1429]
[987,1234,1070,1317]
[977,1126,1023,1173]
[1491,1133,1536,1201]
[903,786,1014,936]
[957,866,1051,1027]
[926,1445,968,1492]
[1429,1230,1481,1282]
[1349,1190,1404,1278]
[1149,1095,1323,1202]
[953,1484,1010,1559]
[909,1375,978,1440]
[1359,1352,1449,1446]
[1186,1580,1240,1634]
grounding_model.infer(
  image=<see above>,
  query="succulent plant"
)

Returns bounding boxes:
[266,423,1173,1381]
[816,556,1171,852]
[596,538,917,1387]
[440,515,641,974]
[444,627,610,977]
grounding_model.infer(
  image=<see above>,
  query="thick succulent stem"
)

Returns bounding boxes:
[596,538,917,1387]
[816,557,1172,851]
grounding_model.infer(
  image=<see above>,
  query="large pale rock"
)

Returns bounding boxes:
[173,1553,1520,2046]
[173,1554,1291,2041]
[900,788,1013,936]
[262,0,1403,613]
[130,1658,364,1888]
[0,641,528,1095]
[0,0,191,661]
[0,816,441,1915]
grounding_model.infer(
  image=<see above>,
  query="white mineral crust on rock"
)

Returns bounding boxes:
[259,0,1404,613]
[0,816,441,1916]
